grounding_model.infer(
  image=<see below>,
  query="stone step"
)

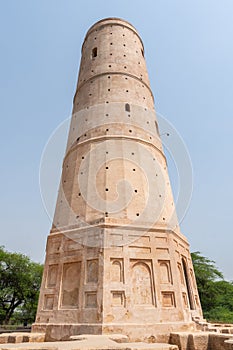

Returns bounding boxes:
[0,333,45,344]
[0,334,178,350]
[0,340,178,350]
[170,331,233,350]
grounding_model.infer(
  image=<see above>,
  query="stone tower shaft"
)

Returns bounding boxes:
[33,18,203,341]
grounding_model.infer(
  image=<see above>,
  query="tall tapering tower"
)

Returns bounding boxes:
[33,18,203,341]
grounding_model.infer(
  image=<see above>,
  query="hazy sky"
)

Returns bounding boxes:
[1,1,233,280]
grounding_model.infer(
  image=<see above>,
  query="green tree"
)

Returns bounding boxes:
[205,280,233,323]
[191,251,223,312]
[0,246,43,325]
[191,251,233,323]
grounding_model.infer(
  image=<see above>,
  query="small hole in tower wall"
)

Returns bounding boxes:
[125,103,130,112]
[141,49,144,57]
[92,47,97,58]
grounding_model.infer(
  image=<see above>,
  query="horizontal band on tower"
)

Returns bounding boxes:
[63,134,167,167]
[74,71,154,104]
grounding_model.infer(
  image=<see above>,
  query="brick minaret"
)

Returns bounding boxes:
[33,18,203,341]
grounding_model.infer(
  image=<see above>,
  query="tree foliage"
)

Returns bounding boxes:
[0,246,43,325]
[191,251,233,323]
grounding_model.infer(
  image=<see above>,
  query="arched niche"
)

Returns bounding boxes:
[131,261,153,305]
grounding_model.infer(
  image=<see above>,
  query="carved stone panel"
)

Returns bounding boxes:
[177,262,185,285]
[85,292,97,308]
[195,295,200,308]
[158,260,172,284]
[48,238,61,255]
[131,261,153,305]
[111,291,125,307]
[43,295,54,310]
[182,292,188,308]
[110,259,123,282]
[46,264,58,288]
[161,292,175,307]
[86,259,98,283]
[61,262,81,308]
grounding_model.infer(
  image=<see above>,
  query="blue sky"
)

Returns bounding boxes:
[0,0,233,280]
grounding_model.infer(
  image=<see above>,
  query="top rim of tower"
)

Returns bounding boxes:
[82,17,144,52]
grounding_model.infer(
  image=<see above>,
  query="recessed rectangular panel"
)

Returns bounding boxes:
[156,248,169,256]
[86,259,98,283]
[85,292,97,308]
[161,292,175,307]
[61,262,81,308]
[111,291,125,307]
[129,246,151,254]
[43,295,54,310]
[128,235,150,245]
[155,237,168,244]
[46,264,58,288]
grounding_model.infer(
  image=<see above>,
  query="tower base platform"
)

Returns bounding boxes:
[32,322,196,342]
